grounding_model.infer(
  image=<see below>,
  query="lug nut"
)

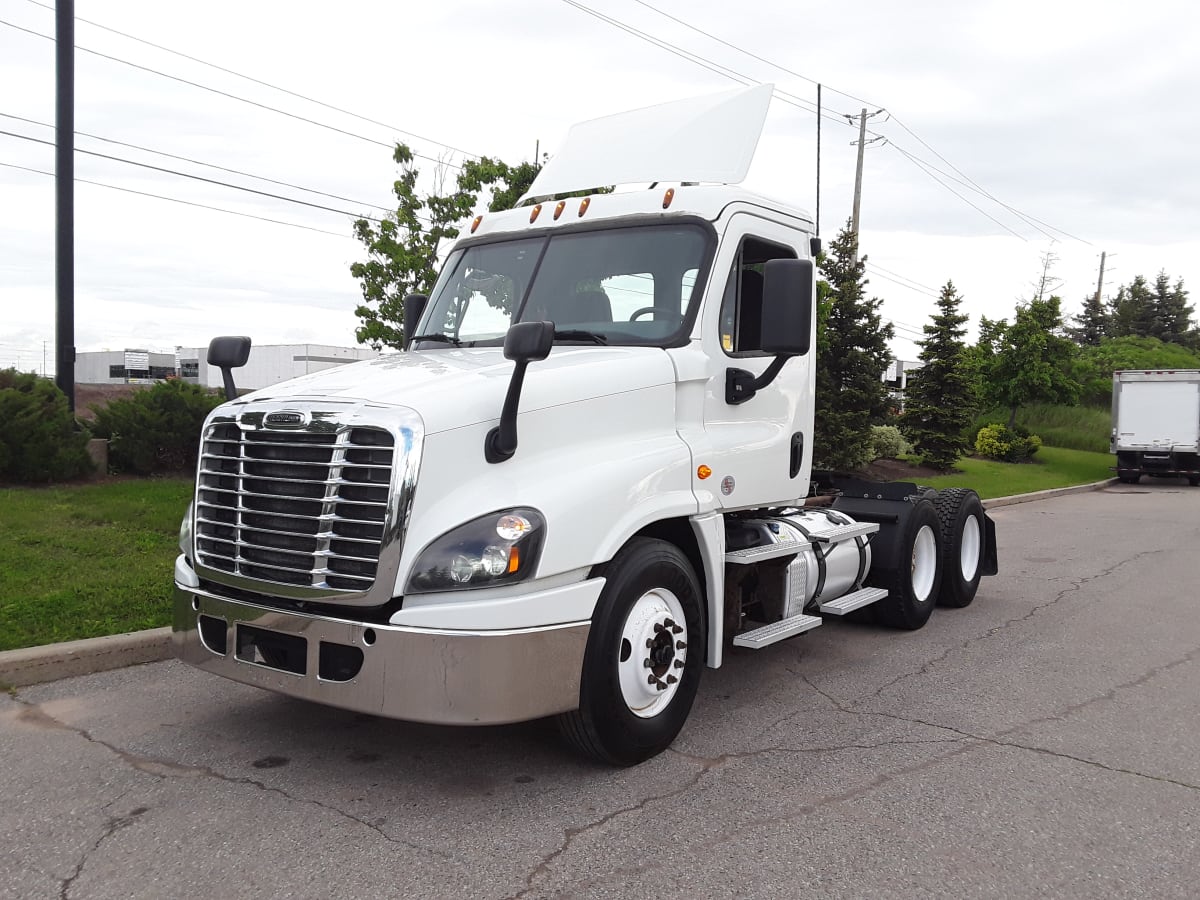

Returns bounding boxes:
[654,623,666,634]
[646,638,654,648]
[643,659,653,668]
[671,625,683,634]
[676,641,687,650]
[648,674,657,685]
[673,660,684,669]
[666,675,678,684]
[663,618,676,628]
[655,681,667,691]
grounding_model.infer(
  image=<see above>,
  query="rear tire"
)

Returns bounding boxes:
[557,538,704,766]
[931,488,986,608]
[869,500,942,630]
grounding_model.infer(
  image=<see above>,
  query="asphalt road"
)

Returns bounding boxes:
[3,482,1198,899]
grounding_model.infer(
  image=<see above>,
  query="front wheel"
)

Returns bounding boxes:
[557,538,704,766]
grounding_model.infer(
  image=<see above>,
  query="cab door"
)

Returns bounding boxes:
[693,213,815,510]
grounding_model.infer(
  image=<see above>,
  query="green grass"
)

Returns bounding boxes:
[921,446,1113,499]
[0,478,192,651]
[975,403,1111,453]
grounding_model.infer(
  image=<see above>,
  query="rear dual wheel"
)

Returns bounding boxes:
[870,500,942,630]
[930,488,986,608]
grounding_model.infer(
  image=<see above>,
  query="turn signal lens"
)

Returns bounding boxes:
[554,200,566,220]
[470,215,482,233]
[507,546,521,574]
[578,196,591,217]
[663,187,675,209]
[697,465,712,480]
[529,204,542,223]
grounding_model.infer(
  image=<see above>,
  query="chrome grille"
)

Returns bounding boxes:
[195,423,395,592]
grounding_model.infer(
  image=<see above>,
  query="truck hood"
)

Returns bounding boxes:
[239,346,678,435]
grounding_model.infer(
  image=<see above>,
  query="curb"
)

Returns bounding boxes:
[0,479,1119,690]
[982,477,1116,509]
[0,627,173,689]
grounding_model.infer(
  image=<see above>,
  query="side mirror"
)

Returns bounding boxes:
[726,259,814,405]
[402,293,428,350]
[207,336,251,401]
[760,258,813,357]
[485,321,555,463]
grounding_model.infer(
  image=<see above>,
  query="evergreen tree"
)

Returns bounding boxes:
[813,223,895,471]
[1068,292,1108,346]
[1152,271,1194,344]
[1107,275,1155,339]
[901,281,973,470]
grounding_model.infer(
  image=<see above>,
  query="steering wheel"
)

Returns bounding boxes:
[629,307,684,324]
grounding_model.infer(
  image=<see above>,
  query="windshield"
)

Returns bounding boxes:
[414,224,711,348]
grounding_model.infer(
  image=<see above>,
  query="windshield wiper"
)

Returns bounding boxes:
[552,329,608,345]
[409,333,462,346]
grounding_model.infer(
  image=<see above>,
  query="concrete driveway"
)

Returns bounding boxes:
[2,482,1198,898]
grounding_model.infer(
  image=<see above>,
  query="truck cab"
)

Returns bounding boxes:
[174,86,997,765]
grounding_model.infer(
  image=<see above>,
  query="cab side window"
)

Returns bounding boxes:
[718,236,797,356]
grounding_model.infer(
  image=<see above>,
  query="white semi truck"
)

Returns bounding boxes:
[173,86,998,764]
[1111,369,1200,485]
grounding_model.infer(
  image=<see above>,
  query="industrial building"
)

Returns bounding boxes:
[75,344,381,391]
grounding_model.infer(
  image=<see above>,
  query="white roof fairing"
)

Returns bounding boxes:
[519,84,775,203]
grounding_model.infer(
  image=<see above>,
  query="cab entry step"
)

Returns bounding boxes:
[818,586,888,615]
[732,613,823,649]
[724,540,807,565]
[805,521,879,544]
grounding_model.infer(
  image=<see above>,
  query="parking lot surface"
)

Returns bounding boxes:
[2,482,1198,898]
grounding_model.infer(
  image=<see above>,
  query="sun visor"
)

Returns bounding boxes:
[519,83,774,202]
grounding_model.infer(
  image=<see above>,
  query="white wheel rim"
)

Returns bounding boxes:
[959,515,982,582]
[911,525,938,603]
[617,588,687,719]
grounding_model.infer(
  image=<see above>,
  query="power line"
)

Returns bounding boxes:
[565,0,1086,245]
[20,0,481,160]
[0,18,462,170]
[628,0,872,108]
[556,0,853,128]
[865,262,940,295]
[891,146,1028,242]
[1,112,396,214]
[1,161,355,237]
[1,128,389,223]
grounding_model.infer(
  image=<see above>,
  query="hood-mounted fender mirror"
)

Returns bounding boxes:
[207,336,252,401]
[485,321,554,463]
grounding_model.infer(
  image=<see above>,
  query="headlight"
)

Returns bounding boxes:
[179,502,194,561]
[406,508,545,594]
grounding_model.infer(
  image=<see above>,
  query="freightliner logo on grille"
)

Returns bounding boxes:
[264,411,308,427]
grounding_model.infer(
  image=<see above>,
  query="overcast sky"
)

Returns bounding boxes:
[3,0,1199,375]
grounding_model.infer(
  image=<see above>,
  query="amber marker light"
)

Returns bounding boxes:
[663,187,675,209]
[529,204,543,224]
[697,464,712,480]
[507,546,521,574]
[578,196,591,217]
[470,215,482,233]
[553,200,566,220]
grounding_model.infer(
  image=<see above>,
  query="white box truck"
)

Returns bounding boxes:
[1111,369,1200,485]
[173,86,998,764]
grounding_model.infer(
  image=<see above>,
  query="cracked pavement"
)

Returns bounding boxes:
[2,482,1198,898]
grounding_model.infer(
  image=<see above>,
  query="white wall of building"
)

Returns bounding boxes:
[78,343,379,390]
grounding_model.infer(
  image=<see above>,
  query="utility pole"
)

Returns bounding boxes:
[55,0,75,410]
[847,108,885,264]
[1094,251,1107,305]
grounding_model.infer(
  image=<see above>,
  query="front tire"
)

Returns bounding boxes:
[557,538,704,766]
[869,500,942,630]
[931,488,986,608]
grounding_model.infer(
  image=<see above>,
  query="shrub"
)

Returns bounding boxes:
[974,423,1042,462]
[871,425,911,460]
[0,369,93,483]
[91,380,224,474]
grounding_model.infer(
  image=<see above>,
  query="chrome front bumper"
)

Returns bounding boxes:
[173,581,590,726]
